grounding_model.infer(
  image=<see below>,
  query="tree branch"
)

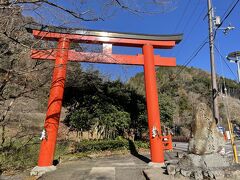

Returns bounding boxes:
[15,0,104,21]
[113,0,170,15]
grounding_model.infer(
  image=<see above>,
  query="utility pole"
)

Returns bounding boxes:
[207,0,220,123]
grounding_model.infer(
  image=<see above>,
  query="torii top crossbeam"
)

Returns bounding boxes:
[27,24,182,66]
[27,24,182,47]
[27,24,183,169]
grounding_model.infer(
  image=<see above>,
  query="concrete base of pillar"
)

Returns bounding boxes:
[30,165,57,177]
[148,162,165,168]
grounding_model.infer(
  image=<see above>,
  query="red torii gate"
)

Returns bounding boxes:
[28,25,182,170]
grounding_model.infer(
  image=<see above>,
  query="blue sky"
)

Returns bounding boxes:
[24,0,240,82]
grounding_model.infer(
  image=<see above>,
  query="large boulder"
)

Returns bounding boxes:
[188,103,225,155]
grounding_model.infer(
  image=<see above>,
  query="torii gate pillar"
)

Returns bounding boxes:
[38,38,70,166]
[143,44,164,163]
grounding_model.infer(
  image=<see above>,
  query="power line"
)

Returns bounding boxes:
[173,4,205,57]
[203,5,212,21]
[213,0,240,39]
[171,37,208,80]
[221,0,237,19]
[214,45,238,81]
[185,5,205,40]
[159,37,208,89]
[171,1,239,82]
[181,0,201,33]
[219,0,240,28]
[176,38,208,75]
[173,0,191,33]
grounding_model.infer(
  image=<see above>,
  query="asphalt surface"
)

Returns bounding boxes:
[40,153,151,180]
[173,140,240,159]
[0,152,177,180]
[39,152,179,180]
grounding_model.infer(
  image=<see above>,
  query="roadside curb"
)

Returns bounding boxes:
[143,167,171,180]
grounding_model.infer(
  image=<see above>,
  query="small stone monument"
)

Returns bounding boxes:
[165,103,239,180]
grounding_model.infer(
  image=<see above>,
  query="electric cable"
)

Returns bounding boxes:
[221,0,238,19]
[218,0,240,29]
[173,0,191,33]
[181,0,201,33]
[213,0,240,40]
[214,45,238,81]
[175,39,208,76]
[173,4,205,57]
[168,36,208,82]
[159,36,209,91]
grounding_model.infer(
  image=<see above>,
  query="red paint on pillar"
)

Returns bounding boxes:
[143,44,164,163]
[38,38,70,166]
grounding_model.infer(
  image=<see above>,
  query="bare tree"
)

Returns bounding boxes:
[0,0,177,25]
[0,6,53,146]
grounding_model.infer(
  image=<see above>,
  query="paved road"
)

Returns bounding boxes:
[40,153,150,180]
[173,140,240,159]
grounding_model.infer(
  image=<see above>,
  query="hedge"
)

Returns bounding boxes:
[75,139,129,152]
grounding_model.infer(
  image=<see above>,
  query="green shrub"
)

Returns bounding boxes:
[74,139,149,153]
[134,141,149,149]
[0,140,40,171]
[0,139,70,172]
[55,140,71,158]
[75,139,129,152]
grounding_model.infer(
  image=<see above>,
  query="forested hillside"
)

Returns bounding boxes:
[128,66,240,136]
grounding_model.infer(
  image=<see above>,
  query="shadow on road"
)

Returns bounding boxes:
[128,140,151,163]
